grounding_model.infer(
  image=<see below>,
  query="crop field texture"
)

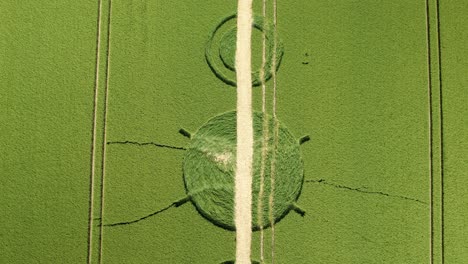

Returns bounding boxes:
[1,1,467,263]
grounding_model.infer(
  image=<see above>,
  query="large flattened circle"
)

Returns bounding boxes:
[183,111,304,231]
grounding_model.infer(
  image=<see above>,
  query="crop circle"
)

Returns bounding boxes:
[205,14,284,87]
[182,111,304,231]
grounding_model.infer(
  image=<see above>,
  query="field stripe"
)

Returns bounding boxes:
[87,0,104,263]
[97,0,113,263]
[235,0,254,263]
[435,0,445,262]
[424,1,435,262]
[269,0,279,262]
[257,0,268,262]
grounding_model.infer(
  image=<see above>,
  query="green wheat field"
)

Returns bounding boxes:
[1,1,467,263]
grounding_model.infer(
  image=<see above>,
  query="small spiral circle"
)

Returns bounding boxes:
[205,14,284,87]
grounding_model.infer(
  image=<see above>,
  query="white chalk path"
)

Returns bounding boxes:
[235,0,254,263]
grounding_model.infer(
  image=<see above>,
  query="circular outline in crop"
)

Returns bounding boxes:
[205,14,284,87]
[182,111,304,231]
